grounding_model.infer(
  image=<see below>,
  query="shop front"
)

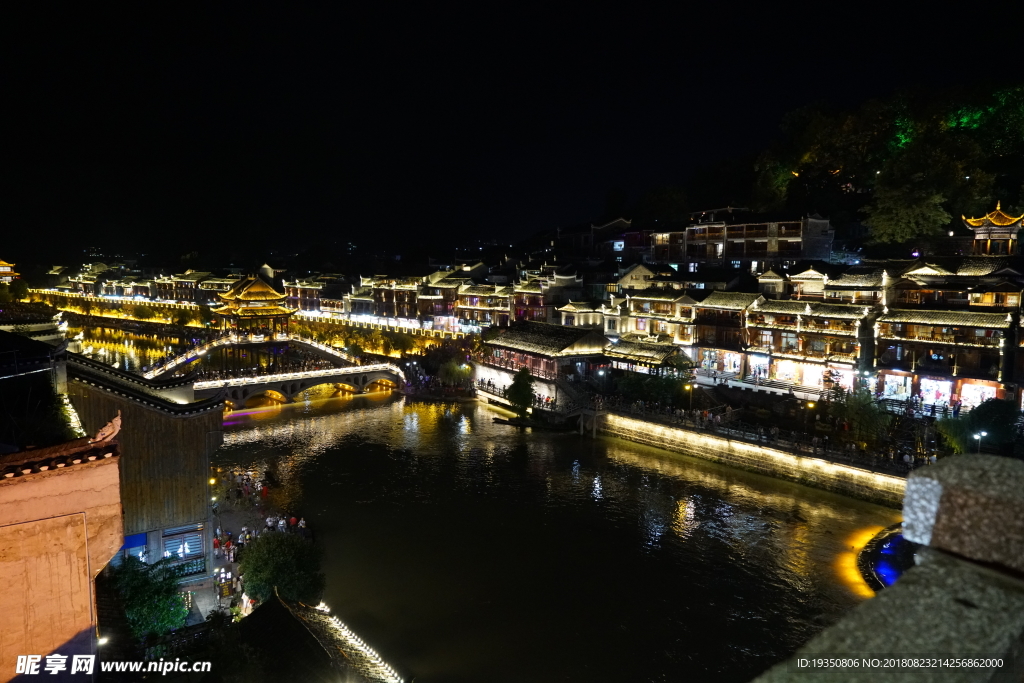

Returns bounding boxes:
[826,363,854,391]
[772,359,828,388]
[919,377,954,406]
[957,379,1001,409]
[722,352,743,374]
[881,371,913,400]
[748,354,769,379]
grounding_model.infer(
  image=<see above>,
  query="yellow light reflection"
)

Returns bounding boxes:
[835,525,884,599]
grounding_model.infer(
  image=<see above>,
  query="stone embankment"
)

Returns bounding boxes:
[597,413,906,508]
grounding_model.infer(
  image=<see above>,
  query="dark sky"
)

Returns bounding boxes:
[6,5,1018,265]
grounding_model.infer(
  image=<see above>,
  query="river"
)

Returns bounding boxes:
[213,391,900,683]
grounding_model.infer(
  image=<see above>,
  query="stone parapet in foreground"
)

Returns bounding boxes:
[753,455,1024,682]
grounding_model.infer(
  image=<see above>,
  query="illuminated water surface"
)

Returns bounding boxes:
[214,391,899,682]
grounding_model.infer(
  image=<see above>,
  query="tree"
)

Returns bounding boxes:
[826,387,891,446]
[437,359,471,387]
[172,309,193,327]
[863,185,951,243]
[8,280,29,300]
[132,304,156,320]
[0,283,10,303]
[107,556,189,641]
[239,532,325,604]
[936,398,1020,454]
[197,304,216,326]
[505,367,535,418]
[385,331,416,355]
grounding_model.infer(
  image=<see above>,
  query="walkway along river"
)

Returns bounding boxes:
[214,390,900,683]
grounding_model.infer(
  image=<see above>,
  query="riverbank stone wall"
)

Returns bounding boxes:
[599,413,906,508]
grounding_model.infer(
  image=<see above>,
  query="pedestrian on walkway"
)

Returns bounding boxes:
[213,535,221,558]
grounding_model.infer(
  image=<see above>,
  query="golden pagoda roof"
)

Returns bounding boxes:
[218,275,287,302]
[211,304,296,318]
[962,202,1024,228]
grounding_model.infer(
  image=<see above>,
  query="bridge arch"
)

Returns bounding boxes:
[196,365,405,405]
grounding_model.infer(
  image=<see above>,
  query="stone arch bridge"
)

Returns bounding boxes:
[193,364,405,405]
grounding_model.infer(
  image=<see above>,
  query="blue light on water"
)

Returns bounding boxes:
[872,533,913,586]
[874,559,901,586]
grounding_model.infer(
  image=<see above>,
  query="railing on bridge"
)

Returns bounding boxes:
[193,363,406,390]
[144,334,360,379]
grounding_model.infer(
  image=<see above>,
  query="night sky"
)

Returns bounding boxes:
[6,5,1017,265]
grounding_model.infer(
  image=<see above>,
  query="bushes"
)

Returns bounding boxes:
[108,556,189,641]
[239,532,325,604]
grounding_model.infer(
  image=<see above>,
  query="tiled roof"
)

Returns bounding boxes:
[697,291,763,310]
[879,309,1012,328]
[220,276,287,302]
[807,303,873,319]
[758,269,788,281]
[486,321,607,356]
[461,285,501,296]
[604,341,684,364]
[825,273,883,289]
[514,281,544,293]
[955,258,1019,277]
[788,268,826,281]
[558,301,598,313]
[1,437,119,481]
[628,288,687,301]
[752,300,809,315]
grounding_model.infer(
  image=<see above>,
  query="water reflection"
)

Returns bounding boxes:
[214,394,900,683]
[69,325,190,372]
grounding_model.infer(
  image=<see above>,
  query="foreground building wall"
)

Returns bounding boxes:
[0,451,121,680]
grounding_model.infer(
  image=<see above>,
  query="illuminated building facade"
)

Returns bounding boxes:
[211,275,296,336]
[874,309,1011,408]
[650,214,834,272]
[483,321,608,380]
[746,300,875,391]
[693,291,764,376]
[0,259,19,283]
[962,202,1024,255]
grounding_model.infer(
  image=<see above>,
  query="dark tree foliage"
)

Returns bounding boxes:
[9,280,29,300]
[239,532,325,604]
[935,398,1021,455]
[108,556,189,642]
[751,85,1024,242]
[132,304,157,320]
[0,373,76,449]
[505,367,535,418]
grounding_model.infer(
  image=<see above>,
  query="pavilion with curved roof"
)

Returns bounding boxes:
[963,202,1024,255]
[211,275,296,335]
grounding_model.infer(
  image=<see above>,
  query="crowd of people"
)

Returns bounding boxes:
[194,347,340,381]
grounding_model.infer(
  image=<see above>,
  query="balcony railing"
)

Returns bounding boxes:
[882,332,1002,348]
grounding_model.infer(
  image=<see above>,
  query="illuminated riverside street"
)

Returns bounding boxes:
[215,392,899,682]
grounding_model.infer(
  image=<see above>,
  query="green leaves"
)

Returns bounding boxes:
[506,367,535,418]
[936,398,1020,455]
[863,186,950,243]
[108,556,189,642]
[239,532,325,604]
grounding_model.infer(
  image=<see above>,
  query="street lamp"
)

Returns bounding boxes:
[685,383,695,410]
[973,431,988,454]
